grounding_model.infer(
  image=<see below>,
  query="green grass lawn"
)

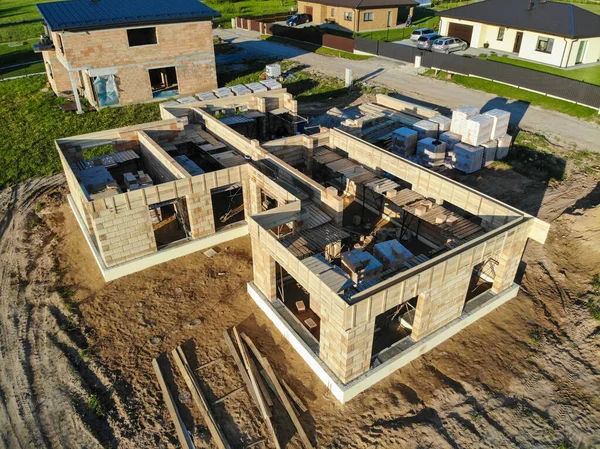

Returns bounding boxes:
[0,75,161,188]
[205,0,294,27]
[556,0,600,14]
[424,69,598,120]
[0,41,42,78]
[482,54,600,86]
[358,12,439,42]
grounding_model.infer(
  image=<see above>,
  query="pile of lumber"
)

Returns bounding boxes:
[224,327,313,449]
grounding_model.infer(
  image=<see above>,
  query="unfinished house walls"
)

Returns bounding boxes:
[42,50,72,93]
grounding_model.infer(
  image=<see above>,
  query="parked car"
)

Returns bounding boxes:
[286,13,312,26]
[431,37,468,53]
[415,33,441,51]
[410,28,435,41]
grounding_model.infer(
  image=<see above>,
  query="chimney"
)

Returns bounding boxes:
[528,0,535,10]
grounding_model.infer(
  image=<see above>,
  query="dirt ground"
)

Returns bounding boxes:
[1,148,600,448]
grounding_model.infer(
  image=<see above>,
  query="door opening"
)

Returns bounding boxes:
[575,40,587,64]
[149,66,178,99]
[513,32,523,53]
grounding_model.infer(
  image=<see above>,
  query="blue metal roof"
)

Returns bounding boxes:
[38,0,221,32]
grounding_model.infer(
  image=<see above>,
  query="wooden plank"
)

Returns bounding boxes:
[172,347,231,449]
[223,330,261,410]
[233,328,281,449]
[151,358,195,449]
[280,378,308,413]
[213,386,244,405]
[240,333,314,449]
[249,357,274,412]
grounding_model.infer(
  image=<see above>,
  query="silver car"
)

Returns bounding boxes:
[410,28,435,41]
[416,34,441,51]
[431,37,468,53]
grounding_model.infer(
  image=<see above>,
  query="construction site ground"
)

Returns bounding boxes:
[1,142,600,448]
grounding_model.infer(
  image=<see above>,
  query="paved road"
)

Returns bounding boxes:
[216,28,600,152]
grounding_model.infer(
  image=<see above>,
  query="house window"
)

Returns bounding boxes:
[331,8,335,16]
[127,27,157,47]
[363,12,374,21]
[497,27,505,41]
[344,11,353,21]
[56,34,64,53]
[536,36,554,53]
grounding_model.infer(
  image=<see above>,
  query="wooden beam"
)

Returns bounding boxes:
[223,330,260,409]
[240,333,314,449]
[249,357,274,410]
[151,358,195,449]
[233,327,281,449]
[280,378,308,414]
[171,347,231,449]
[213,386,244,405]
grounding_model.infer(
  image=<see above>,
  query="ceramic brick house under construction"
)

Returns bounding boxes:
[35,0,220,113]
[57,90,549,403]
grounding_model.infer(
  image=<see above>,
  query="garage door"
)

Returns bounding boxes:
[448,23,473,44]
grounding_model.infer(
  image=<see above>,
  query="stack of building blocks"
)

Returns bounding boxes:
[391,127,418,157]
[450,106,479,135]
[341,249,383,283]
[261,79,282,90]
[429,115,452,132]
[373,240,413,271]
[245,82,268,93]
[213,87,234,98]
[462,114,493,146]
[453,143,484,173]
[496,134,512,160]
[483,108,510,139]
[197,91,217,101]
[230,84,251,96]
[439,131,462,152]
[481,140,497,167]
[412,119,439,139]
[417,138,447,167]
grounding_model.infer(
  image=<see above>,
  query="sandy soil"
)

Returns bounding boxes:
[1,159,600,448]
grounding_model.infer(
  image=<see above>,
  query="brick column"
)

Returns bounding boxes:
[411,266,471,341]
[251,239,277,302]
[187,191,215,239]
[492,238,527,294]
[243,180,262,219]
[320,316,375,384]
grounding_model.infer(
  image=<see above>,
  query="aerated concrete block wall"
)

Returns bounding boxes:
[137,131,190,183]
[329,129,521,230]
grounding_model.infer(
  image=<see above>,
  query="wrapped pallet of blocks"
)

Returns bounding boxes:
[429,115,452,132]
[391,127,418,157]
[463,114,493,146]
[454,142,484,173]
[413,120,439,139]
[417,138,446,167]
[481,140,497,167]
[496,134,512,160]
[439,131,461,151]
[483,109,510,139]
[450,106,479,135]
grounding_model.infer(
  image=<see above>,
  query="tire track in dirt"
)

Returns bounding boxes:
[0,175,103,449]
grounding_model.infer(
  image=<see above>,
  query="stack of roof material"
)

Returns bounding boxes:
[481,140,497,167]
[454,143,484,174]
[260,79,282,90]
[450,106,479,135]
[174,155,205,176]
[483,108,510,139]
[439,131,462,151]
[213,87,234,98]
[245,82,268,93]
[429,115,452,132]
[496,134,512,160]
[197,91,217,101]
[124,171,153,191]
[230,84,251,96]
[177,96,197,104]
[413,119,439,139]
[462,114,493,146]
[391,127,418,157]
[417,138,446,167]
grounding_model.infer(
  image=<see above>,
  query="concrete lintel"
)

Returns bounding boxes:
[68,194,248,282]
[248,280,520,403]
